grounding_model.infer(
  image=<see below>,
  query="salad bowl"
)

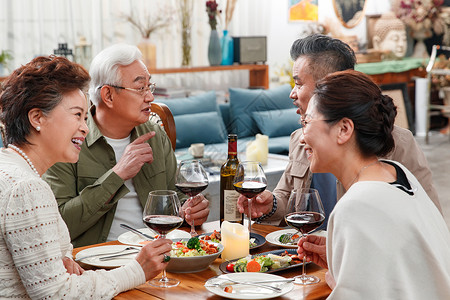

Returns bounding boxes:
[166,238,223,273]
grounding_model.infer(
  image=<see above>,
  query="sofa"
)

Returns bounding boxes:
[155,84,301,156]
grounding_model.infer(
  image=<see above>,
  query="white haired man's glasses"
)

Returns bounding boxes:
[98,83,156,96]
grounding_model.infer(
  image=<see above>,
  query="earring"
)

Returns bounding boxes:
[36,126,41,132]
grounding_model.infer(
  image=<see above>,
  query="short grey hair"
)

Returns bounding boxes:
[88,44,143,106]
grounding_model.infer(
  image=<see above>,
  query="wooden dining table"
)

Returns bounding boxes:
[73,221,332,299]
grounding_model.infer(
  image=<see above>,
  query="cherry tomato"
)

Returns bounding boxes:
[226,263,235,272]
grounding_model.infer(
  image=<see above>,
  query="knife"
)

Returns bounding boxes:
[120,223,155,240]
[99,250,140,261]
[75,246,138,262]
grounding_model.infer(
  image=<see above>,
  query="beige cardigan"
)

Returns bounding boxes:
[0,150,145,299]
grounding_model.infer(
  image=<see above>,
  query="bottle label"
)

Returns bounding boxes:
[228,141,237,155]
[224,189,241,221]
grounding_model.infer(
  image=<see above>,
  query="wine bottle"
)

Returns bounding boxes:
[220,134,243,225]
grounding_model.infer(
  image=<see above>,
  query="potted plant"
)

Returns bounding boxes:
[0,50,13,76]
[122,5,173,71]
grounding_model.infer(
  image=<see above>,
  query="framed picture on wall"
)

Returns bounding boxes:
[380,83,415,135]
[288,0,318,22]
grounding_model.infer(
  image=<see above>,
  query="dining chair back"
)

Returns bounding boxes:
[150,102,176,150]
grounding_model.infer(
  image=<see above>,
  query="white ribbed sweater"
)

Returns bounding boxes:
[0,149,145,299]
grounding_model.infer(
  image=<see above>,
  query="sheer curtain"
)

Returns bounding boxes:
[0,0,271,70]
[1,0,272,91]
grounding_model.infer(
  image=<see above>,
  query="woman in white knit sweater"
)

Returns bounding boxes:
[297,70,450,299]
[0,56,172,299]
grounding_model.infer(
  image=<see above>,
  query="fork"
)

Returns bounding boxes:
[75,247,137,262]
[216,276,283,292]
[280,231,300,244]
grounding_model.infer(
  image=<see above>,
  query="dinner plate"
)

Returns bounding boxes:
[219,249,306,274]
[205,273,294,299]
[265,229,327,248]
[198,232,266,250]
[75,245,138,269]
[118,228,191,246]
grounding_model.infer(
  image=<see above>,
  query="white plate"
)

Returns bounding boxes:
[118,228,191,246]
[75,245,138,269]
[205,273,294,299]
[265,229,327,248]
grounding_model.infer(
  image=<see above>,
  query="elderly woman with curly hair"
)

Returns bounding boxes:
[0,56,171,299]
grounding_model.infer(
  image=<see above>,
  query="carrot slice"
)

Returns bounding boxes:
[224,286,233,293]
[246,259,261,272]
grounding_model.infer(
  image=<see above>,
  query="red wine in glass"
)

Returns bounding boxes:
[233,161,267,234]
[233,181,267,199]
[143,215,184,236]
[175,182,208,197]
[285,212,325,235]
[285,188,325,285]
[143,190,183,288]
[175,159,209,237]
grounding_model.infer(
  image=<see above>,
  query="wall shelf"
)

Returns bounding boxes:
[149,64,269,89]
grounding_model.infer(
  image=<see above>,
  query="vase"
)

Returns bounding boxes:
[221,30,234,65]
[181,27,191,66]
[411,28,431,58]
[208,29,222,66]
[137,39,156,71]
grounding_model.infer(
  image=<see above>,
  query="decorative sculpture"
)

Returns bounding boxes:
[373,12,407,59]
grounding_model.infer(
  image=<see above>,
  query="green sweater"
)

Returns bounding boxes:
[43,110,180,247]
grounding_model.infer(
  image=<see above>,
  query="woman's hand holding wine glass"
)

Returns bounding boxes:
[233,161,267,233]
[175,159,209,237]
[143,190,184,288]
[297,234,328,269]
[135,238,173,282]
[286,188,325,285]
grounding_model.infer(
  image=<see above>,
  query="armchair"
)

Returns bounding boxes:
[150,102,176,150]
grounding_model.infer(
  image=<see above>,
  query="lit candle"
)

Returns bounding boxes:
[221,221,249,261]
[245,134,268,165]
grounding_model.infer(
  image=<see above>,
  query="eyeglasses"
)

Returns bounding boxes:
[300,118,332,133]
[98,83,156,96]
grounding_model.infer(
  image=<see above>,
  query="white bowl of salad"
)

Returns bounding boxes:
[166,237,223,273]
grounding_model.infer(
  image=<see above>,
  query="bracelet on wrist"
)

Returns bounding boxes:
[255,195,277,222]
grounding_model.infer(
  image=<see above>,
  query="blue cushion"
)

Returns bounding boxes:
[155,91,218,116]
[267,136,292,155]
[174,111,227,149]
[229,84,293,138]
[252,108,301,138]
[218,103,231,132]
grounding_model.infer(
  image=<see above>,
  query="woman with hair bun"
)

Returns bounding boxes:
[297,70,450,299]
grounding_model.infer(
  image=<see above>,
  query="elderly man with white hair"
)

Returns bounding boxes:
[44,44,210,247]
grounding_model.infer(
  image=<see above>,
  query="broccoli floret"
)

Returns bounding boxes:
[186,237,201,251]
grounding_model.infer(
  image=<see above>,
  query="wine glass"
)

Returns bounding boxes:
[233,161,267,233]
[175,159,209,237]
[143,190,183,288]
[285,188,325,285]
